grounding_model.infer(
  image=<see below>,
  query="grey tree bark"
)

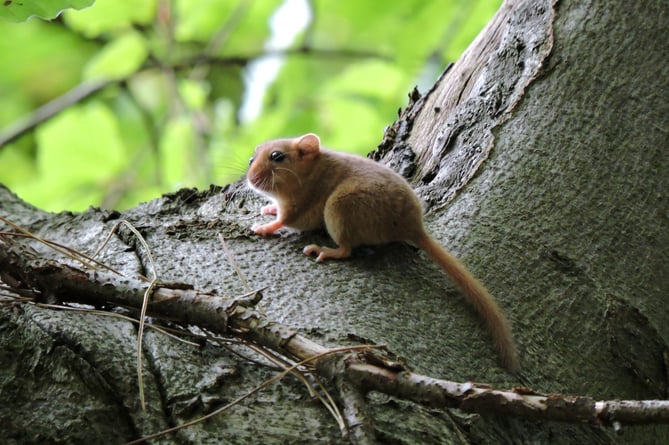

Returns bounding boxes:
[1,0,668,443]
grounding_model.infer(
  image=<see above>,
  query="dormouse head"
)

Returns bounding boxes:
[247,133,321,198]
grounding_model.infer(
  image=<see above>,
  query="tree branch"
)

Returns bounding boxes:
[336,375,377,444]
[0,79,111,148]
[0,44,389,150]
[1,231,668,437]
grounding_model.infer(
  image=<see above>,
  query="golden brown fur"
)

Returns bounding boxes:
[247,133,519,371]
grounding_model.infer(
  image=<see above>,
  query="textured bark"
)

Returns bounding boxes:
[1,0,668,443]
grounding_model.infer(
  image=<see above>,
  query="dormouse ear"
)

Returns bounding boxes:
[293,133,321,159]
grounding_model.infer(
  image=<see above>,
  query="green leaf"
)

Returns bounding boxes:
[323,61,407,101]
[0,143,36,186]
[63,0,155,37]
[0,0,94,23]
[15,176,104,212]
[174,0,237,43]
[179,79,209,111]
[12,101,126,211]
[0,0,504,213]
[159,117,195,187]
[174,0,280,53]
[0,20,98,112]
[83,31,148,81]
[35,102,126,186]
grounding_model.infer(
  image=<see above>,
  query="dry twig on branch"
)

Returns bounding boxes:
[1,229,668,444]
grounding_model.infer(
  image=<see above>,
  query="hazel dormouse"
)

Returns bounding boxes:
[247,133,519,371]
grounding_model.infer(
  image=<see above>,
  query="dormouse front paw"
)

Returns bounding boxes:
[260,204,278,216]
[251,219,284,236]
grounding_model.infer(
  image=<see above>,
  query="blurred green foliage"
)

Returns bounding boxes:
[0,0,501,211]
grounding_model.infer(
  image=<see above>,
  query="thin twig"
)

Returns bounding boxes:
[91,218,161,412]
[124,345,378,445]
[111,220,161,413]
[243,341,346,432]
[218,234,250,291]
[171,47,392,70]
[0,217,125,276]
[0,79,110,148]
[189,0,252,82]
[207,335,285,371]
[0,47,387,150]
[34,302,200,347]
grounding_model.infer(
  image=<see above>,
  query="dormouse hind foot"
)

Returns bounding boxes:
[303,244,352,262]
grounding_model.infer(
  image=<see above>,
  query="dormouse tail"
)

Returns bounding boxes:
[416,234,520,372]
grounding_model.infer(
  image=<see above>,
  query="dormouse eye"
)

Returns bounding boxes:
[269,151,285,162]
[248,156,254,166]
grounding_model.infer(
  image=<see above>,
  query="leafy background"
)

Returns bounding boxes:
[0,0,501,211]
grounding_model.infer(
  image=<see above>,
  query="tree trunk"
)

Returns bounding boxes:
[1,0,668,443]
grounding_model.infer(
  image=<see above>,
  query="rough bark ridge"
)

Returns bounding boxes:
[1,0,668,443]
